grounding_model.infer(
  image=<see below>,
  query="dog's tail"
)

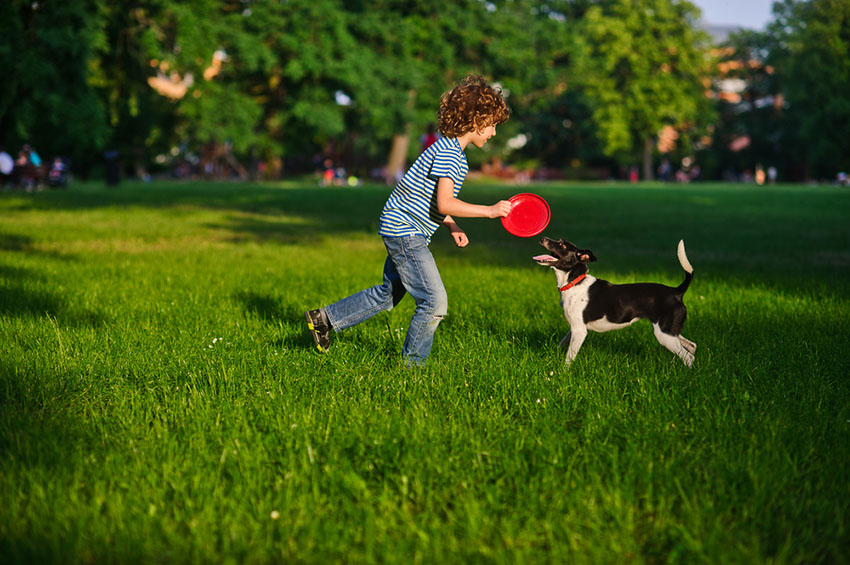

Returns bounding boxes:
[676,239,694,294]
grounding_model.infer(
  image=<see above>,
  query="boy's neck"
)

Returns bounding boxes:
[456,132,473,150]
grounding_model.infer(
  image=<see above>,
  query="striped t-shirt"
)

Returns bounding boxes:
[378,137,469,242]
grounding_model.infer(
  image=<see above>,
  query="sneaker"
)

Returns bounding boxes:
[305,309,331,353]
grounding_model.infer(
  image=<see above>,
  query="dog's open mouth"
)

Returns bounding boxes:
[533,254,559,265]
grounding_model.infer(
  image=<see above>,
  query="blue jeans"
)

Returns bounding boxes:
[324,235,448,366]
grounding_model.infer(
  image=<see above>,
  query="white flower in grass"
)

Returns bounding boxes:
[270,510,280,520]
[206,336,226,349]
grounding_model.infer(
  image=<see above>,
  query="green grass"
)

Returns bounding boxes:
[1,180,849,563]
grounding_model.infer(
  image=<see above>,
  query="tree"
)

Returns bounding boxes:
[571,0,714,179]
[480,1,607,174]
[0,0,109,172]
[768,0,850,179]
[701,28,790,180]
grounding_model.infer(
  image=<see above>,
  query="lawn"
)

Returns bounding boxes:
[1,180,849,563]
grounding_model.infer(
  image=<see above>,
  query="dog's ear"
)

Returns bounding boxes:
[579,249,597,263]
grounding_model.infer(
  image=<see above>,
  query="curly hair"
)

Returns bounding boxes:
[437,74,511,137]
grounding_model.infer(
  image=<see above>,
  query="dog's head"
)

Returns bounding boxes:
[533,237,597,271]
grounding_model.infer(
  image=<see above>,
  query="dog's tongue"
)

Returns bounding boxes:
[533,254,557,262]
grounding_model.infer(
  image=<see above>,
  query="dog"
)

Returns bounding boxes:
[534,237,696,367]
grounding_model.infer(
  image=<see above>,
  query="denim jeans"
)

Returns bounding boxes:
[324,235,448,366]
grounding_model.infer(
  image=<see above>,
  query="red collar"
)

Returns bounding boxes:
[559,273,586,292]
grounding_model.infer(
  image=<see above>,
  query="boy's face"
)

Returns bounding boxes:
[470,124,497,148]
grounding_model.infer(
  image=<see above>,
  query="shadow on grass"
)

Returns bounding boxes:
[0,359,97,469]
[0,260,106,327]
[4,181,849,299]
[234,290,316,350]
[206,213,331,246]
[235,290,296,320]
[0,230,78,262]
[234,289,409,361]
[0,285,108,327]
[0,231,35,252]
[0,358,105,562]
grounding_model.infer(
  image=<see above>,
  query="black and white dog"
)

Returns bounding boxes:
[534,237,696,367]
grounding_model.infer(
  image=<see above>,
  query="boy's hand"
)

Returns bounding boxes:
[489,200,512,218]
[450,230,469,248]
[443,216,469,247]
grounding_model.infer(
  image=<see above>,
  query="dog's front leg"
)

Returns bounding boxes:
[559,331,571,351]
[564,326,587,366]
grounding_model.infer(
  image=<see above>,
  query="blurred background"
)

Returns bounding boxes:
[1,0,848,186]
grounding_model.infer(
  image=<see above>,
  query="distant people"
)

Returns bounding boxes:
[420,123,440,151]
[0,146,12,186]
[47,157,69,187]
[16,144,41,189]
[321,159,335,186]
[689,164,701,182]
[105,149,120,186]
[657,158,672,182]
[628,166,639,183]
[16,147,28,168]
[755,164,766,185]
[767,166,777,184]
[27,145,41,167]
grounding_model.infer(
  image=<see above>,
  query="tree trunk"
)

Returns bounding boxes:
[385,90,416,184]
[385,127,410,184]
[642,136,654,181]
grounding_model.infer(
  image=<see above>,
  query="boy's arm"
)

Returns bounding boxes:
[442,215,468,248]
[435,177,511,218]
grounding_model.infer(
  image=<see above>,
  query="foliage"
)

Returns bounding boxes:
[0,0,109,165]
[768,0,850,179]
[1,0,848,180]
[571,0,715,177]
[701,28,788,179]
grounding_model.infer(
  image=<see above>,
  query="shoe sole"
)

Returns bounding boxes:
[305,311,329,353]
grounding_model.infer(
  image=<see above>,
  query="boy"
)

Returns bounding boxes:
[305,74,511,366]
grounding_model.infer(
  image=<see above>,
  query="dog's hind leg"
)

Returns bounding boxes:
[678,336,697,355]
[653,323,694,367]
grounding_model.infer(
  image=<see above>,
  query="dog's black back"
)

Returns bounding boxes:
[585,279,689,335]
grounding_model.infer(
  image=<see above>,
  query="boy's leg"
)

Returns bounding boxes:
[385,235,447,366]
[322,255,405,332]
[305,308,332,352]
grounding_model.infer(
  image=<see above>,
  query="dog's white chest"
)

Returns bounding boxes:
[560,286,590,324]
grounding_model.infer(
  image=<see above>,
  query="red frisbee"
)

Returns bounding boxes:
[501,193,551,237]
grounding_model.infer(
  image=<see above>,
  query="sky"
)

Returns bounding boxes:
[689,0,776,29]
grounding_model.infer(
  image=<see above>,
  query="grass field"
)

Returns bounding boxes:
[1,179,849,563]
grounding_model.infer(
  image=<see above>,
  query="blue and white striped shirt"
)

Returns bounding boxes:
[378,137,469,242]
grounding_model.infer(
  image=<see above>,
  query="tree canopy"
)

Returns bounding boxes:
[769,0,850,178]
[572,0,715,179]
[1,0,848,181]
